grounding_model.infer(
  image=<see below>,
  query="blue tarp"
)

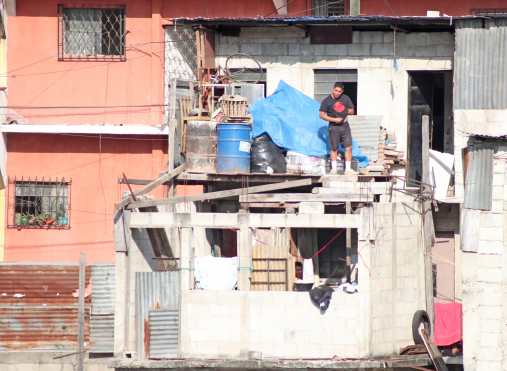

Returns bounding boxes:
[251,80,369,167]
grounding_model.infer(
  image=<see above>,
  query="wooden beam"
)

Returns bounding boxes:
[126,178,314,209]
[116,165,185,209]
[128,212,361,229]
[239,193,374,203]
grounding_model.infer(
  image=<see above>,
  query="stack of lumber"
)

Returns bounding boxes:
[361,128,405,175]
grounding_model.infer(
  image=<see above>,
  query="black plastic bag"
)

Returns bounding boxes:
[250,134,286,174]
[309,285,334,314]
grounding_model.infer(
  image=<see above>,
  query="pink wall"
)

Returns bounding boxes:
[5,133,167,263]
[7,0,310,127]
[8,0,164,126]
[361,0,507,16]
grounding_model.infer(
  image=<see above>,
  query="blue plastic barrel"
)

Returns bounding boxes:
[216,123,252,173]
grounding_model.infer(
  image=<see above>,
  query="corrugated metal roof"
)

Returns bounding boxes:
[0,265,91,351]
[135,272,180,359]
[149,310,179,359]
[464,141,494,210]
[455,18,507,109]
[173,15,487,29]
[348,116,382,163]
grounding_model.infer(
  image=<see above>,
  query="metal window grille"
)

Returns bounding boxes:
[11,178,71,229]
[58,5,126,61]
[312,0,346,16]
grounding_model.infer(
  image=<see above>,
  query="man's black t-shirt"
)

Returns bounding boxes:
[319,94,355,123]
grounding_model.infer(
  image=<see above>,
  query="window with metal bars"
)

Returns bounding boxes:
[12,179,71,229]
[58,5,126,61]
[312,0,346,16]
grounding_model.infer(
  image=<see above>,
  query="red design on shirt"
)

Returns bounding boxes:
[333,101,346,113]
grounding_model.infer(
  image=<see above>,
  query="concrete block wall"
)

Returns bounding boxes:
[367,201,426,356]
[215,28,453,154]
[461,155,507,371]
[180,290,364,359]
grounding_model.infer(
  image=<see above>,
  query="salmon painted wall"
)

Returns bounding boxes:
[5,133,167,263]
[8,0,164,126]
[361,0,507,16]
[7,0,309,127]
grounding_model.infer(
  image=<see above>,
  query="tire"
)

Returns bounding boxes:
[412,310,431,345]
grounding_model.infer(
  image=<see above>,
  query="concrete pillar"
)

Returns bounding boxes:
[238,211,252,290]
[113,210,130,357]
[179,227,193,291]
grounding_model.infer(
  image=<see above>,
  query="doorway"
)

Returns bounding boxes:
[406,71,453,185]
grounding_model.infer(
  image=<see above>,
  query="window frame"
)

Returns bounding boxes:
[312,0,347,17]
[57,4,127,62]
[9,178,72,230]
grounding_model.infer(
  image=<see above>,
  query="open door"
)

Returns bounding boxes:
[407,71,453,186]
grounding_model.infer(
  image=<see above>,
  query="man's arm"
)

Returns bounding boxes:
[320,111,344,124]
[346,96,355,115]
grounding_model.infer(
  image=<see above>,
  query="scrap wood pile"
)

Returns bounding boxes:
[364,128,406,175]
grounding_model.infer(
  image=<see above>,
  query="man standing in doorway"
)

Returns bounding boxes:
[319,82,355,175]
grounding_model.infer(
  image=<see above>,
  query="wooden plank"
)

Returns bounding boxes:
[116,165,186,209]
[126,178,314,209]
[128,212,361,229]
[313,182,392,195]
[239,193,374,203]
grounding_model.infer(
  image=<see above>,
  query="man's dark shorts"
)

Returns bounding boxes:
[328,122,352,150]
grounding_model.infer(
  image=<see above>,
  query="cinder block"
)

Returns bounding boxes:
[381,31,393,43]
[435,44,453,57]
[288,43,301,56]
[479,213,504,228]
[371,43,393,56]
[348,43,371,56]
[479,305,503,320]
[352,31,361,43]
[480,319,503,334]
[428,32,454,45]
[360,31,384,44]
[218,43,240,55]
[479,332,502,348]
[300,44,316,56]
[265,43,290,56]
[478,239,503,254]
[324,44,348,56]
[493,159,505,174]
[479,227,503,241]
[240,43,262,55]
[406,33,430,46]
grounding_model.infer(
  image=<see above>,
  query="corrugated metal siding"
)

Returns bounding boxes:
[455,18,507,109]
[148,310,179,359]
[314,69,357,103]
[91,265,115,315]
[348,115,382,162]
[135,272,180,359]
[0,265,90,351]
[464,142,494,210]
[90,314,114,354]
[90,265,115,353]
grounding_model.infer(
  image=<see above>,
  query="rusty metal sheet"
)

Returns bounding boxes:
[0,264,91,351]
[135,271,180,359]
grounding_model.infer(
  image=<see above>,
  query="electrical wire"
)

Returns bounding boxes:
[264,0,298,17]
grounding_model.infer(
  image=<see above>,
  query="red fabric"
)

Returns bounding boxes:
[433,302,462,346]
